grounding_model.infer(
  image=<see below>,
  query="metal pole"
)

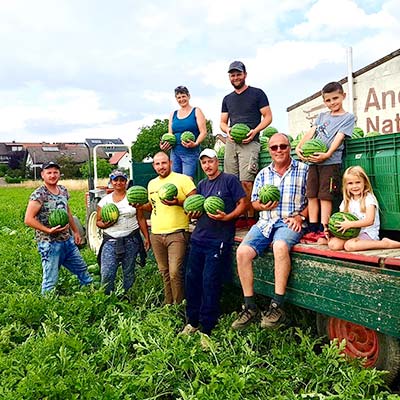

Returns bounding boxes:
[347,46,354,115]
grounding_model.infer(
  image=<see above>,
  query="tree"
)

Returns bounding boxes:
[56,155,82,179]
[131,118,216,162]
[80,158,113,179]
[8,151,25,170]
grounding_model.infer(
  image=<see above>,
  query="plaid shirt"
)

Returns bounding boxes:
[252,158,309,237]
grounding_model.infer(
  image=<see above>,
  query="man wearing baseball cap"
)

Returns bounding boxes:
[180,148,246,347]
[221,60,273,228]
[25,161,93,293]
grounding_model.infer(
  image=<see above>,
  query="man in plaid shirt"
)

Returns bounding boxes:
[231,133,309,330]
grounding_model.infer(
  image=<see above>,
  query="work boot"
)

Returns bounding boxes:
[231,305,257,330]
[260,302,289,329]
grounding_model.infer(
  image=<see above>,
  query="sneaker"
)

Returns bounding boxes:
[235,217,248,229]
[179,323,199,335]
[231,305,257,330]
[260,302,289,329]
[301,231,320,243]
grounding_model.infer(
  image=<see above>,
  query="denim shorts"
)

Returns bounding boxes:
[240,220,303,256]
[171,146,200,179]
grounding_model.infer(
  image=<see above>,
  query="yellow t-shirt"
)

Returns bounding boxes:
[148,172,196,234]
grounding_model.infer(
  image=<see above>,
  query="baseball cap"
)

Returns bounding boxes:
[228,61,246,73]
[42,161,60,170]
[199,148,217,159]
[109,169,128,180]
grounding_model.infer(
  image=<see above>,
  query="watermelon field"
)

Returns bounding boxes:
[1,186,399,399]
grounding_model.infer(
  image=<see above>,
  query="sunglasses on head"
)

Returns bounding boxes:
[269,144,289,151]
[174,85,189,94]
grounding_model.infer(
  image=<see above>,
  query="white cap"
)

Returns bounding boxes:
[199,148,217,159]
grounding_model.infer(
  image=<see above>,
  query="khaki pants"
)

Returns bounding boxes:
[150,231,189,304]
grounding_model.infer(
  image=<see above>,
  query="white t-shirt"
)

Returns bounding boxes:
[339,193,380,240]
[98,193,139,238]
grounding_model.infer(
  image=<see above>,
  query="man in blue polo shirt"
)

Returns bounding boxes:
[180,149,247,342]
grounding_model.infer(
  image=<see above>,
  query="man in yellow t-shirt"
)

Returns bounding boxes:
[147,152,196,304]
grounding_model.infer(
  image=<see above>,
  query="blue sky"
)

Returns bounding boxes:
[0,0,398,145]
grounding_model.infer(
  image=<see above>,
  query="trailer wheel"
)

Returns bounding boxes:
[316,313,400,385]
[87,211,102,255]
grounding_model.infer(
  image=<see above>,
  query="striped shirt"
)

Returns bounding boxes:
[252,158,309,237]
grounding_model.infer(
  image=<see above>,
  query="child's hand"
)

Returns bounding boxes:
[295,147,307,161]
[308,152,330,163]
[336,216,353,233]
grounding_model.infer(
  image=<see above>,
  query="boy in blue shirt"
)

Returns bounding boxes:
[296,82,355,242]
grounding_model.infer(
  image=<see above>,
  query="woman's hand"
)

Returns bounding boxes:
[160,141,172,151]
[181,139,198,149]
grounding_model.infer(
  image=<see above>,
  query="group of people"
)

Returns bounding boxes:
[25,60,400,345]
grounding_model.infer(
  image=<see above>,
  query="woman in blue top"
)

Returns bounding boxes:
[160,86,207,179]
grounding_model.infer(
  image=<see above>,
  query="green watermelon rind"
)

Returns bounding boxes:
[203,196,225,215]
[262,126,278,139]
[351,127,364,139]
[48,209,69,227]
[161,133,177,147]
[301,139,328,158]
[181,131,196,143]
[101,203,120,223]
[328,212,361,240]
[158,183,178,201]
[230,123,251,144]
[258,184,281,204]
[183,194,206,213]
[127,186,148,205]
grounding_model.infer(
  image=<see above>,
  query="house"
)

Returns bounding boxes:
[108,151,131,170]
[85,138,125,157]
[0,142,24,166]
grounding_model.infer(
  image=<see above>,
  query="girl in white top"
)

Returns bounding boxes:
[328,166,400,252]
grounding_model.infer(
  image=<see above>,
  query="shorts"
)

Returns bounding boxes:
[306,164,341,201]
[224,140,260,182]
[240,221,303,257]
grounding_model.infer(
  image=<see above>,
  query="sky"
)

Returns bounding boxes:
[0,0,399,146]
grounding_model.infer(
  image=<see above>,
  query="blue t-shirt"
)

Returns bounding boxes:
[171,107,200,150]
[314,111,355,165]
[191,172,246,245]
[221,86,269,140]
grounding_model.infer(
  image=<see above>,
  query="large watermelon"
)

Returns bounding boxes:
[181,131,196,143]
[352,127,364,139]
[230,123,251,144]
[204,196,225,215]
[183,194,205,213]
[161,133,177,147]
[101,203,120,223]
[301,138,328,158]
[262,126,278,139]
[260,136,269,152]
[258,184,281,204]
[127,185,148,205]
[365,131,380,137]
[48,209,69,227]
[158,183,178,201]
[328,212,361,240]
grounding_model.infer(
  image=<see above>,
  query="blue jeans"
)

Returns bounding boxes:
[171,146,199,179]
[241,220,303,256]
[185,240,232,334]
[38,237,92,293]
[100,236,139,294]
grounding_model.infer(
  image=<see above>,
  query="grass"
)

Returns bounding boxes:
[0,186,399,399]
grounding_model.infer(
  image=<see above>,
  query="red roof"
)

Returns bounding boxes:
[109,151,127,164]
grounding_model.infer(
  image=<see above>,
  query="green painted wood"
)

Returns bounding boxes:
[234,249,400,338]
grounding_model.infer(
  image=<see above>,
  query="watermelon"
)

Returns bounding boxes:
[260,136,269,152]
[183,194,205,213]
[127,185,148,205]
[301,138,328,158]
[262,126,278,139]
[181,131,196,143]
[48,209,69,227]
[365,131,380,137]
[161,133,177,147]
[204,196,225,215]
[352,127,364,139]
[230,123,251,144]
[328,212,361,240]
[258,184,280,204]
[101,203,119,223]
[158,183,178,201]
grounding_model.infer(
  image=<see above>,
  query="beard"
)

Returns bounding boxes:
[232,80,245,90]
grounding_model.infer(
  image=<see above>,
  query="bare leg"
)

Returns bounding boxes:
[236,244,257,296]
[320,199,333,226]
[308,198,319,223]
[242,181,254,218]
[344,237,400,252]
[328,237,346,251]
[272,240,291,295]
